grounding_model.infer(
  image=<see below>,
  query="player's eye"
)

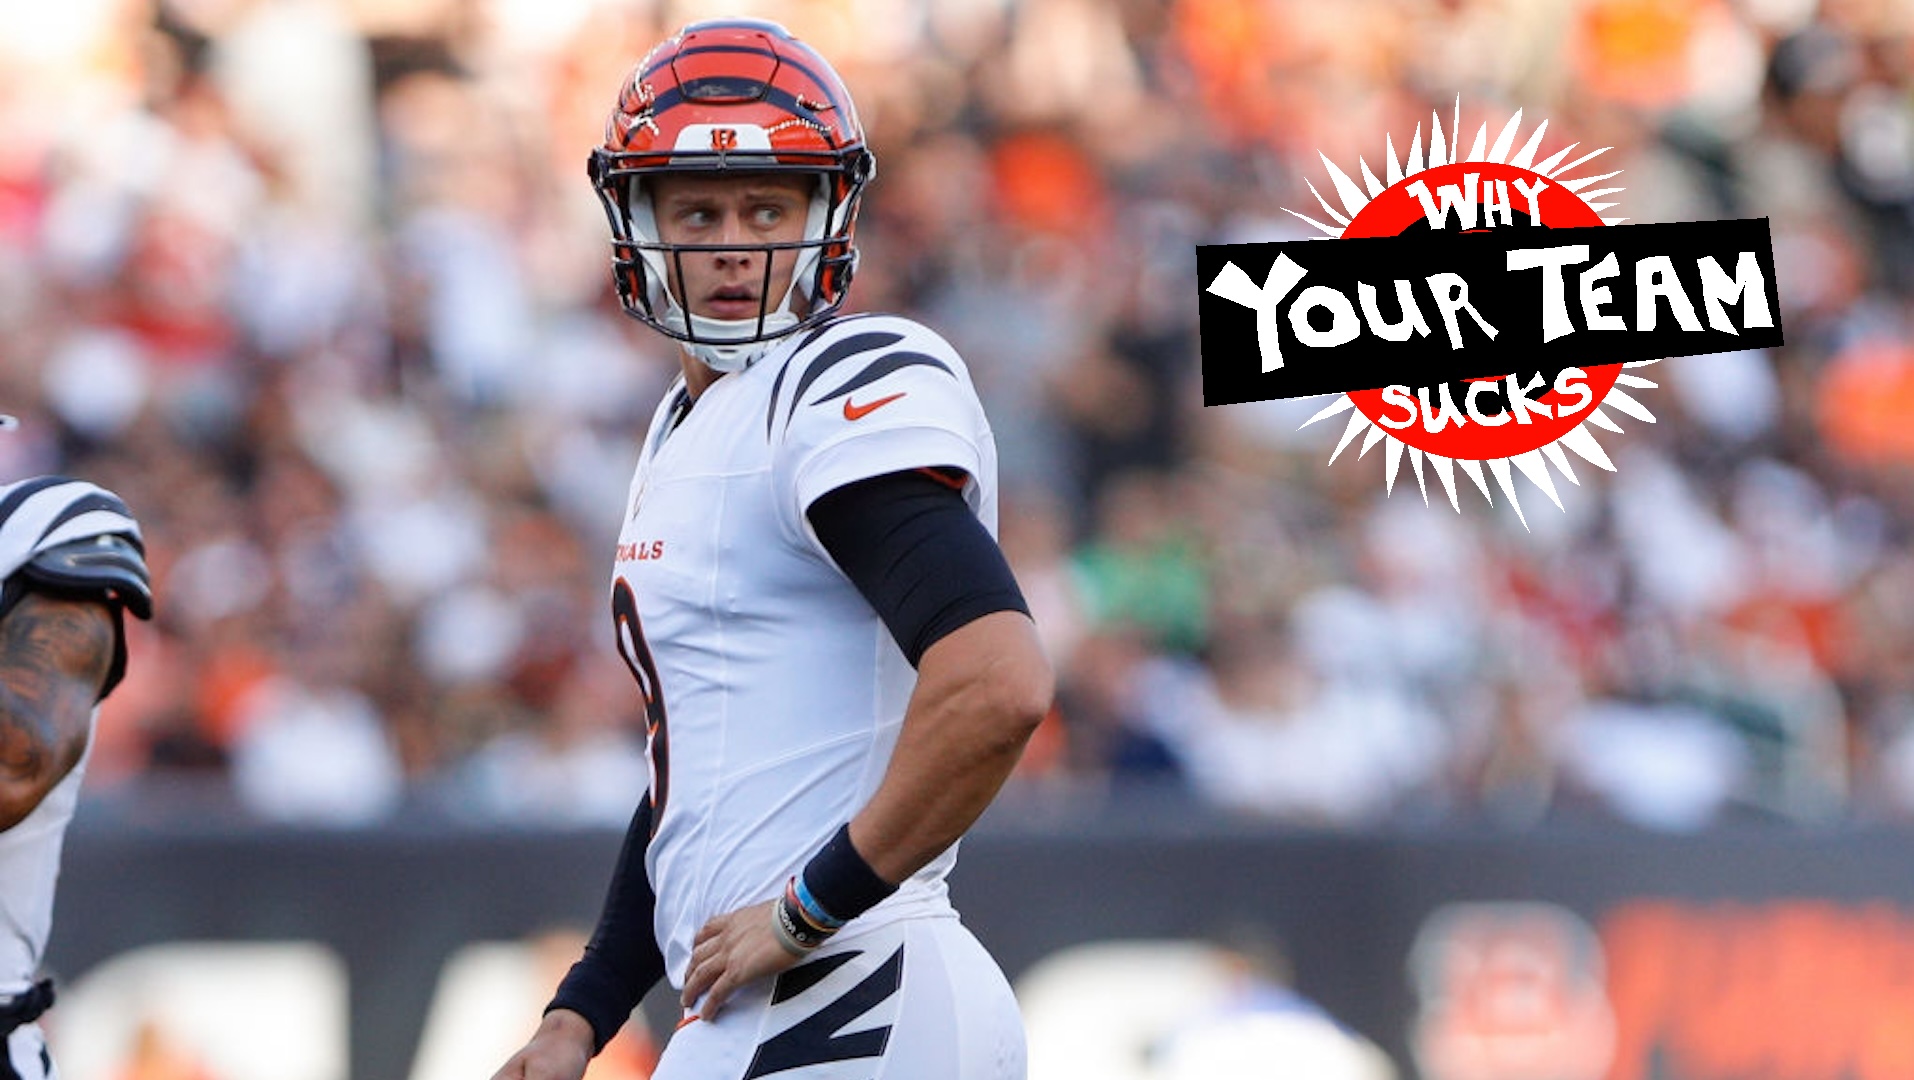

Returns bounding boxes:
[751,205,785,228]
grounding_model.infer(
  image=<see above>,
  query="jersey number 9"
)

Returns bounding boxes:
[612,578,669,833]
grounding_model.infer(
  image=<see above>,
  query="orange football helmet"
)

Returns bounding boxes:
[588,19,876,370]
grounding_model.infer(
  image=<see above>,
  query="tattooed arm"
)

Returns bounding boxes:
[0,593,116,831]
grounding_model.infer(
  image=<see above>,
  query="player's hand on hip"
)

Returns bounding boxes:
[490,1008,594,1080]
[682,898,803,1019]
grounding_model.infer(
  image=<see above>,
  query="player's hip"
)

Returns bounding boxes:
[655,915,1025,1080]
[663,866,958,986]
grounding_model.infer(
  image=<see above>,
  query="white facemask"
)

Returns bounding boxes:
[629,177,832,372]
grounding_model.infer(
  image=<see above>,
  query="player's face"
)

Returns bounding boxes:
[649,172,814,323]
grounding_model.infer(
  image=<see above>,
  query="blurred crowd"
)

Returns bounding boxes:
[5,0,1914,832]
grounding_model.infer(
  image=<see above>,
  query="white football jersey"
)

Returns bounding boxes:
[0,477,143,998]
[613,314,999,987]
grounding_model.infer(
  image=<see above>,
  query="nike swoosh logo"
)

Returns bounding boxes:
[843,392,906,421]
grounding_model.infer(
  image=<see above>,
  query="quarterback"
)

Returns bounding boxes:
[491,18,1053,1080]
[0,476,153,1079]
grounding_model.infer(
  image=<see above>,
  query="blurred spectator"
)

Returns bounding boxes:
[1182,620,1448,825]
[1156,952,1398,1080]
[229,671,404,826]
[449,658,647,826]
[1070,470,1211,654]
[1055,628,1189,787]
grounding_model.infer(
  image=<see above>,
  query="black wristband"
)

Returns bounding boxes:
[799,823,898,925]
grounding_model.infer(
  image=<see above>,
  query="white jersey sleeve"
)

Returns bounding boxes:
[767,315,994,550]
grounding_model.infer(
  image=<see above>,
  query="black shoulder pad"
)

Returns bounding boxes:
[18,534,153,621]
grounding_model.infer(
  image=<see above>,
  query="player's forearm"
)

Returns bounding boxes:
[0,695,74,829]
[0,596,114,830]
[848,611,1052,884]
[548,797,666,1052]
[531,1009,597,1053]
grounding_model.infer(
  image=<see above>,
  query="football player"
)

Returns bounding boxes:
[0,476,153,1078]
[491,18,1053,1080]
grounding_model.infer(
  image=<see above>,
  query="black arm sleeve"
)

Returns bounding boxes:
[807,469,1031,667]
[546,797,667,1054]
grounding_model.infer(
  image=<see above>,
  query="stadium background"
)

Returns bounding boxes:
[5,0,1914,1076]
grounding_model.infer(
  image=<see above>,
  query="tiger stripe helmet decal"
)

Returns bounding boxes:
[590,20,876,368]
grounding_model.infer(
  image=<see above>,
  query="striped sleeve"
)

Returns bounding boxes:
[765,316,990,549]
[0,477,144,583]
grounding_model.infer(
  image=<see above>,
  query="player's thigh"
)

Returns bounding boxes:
[648,978,772,1080]
[652,918,1024,1080]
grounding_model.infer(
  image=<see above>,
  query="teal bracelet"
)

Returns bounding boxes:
[777,880,834,952]
[792,874,846,930]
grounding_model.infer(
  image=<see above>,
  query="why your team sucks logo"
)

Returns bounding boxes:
[1197,103,1783,526]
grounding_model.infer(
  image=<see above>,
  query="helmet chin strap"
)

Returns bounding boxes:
[665,304,802,372]
[660,252,811,371]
